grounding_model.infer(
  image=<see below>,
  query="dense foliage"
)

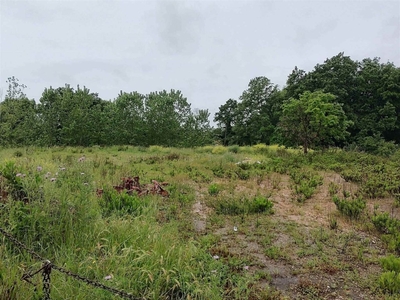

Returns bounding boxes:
[0,78,212,147]
[1,53,399,153]
[215,53,400,153]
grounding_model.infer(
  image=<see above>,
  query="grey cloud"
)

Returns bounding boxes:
[36,60,130,83]
[154,1,204,55]
[292,19,339,48]
[2,0,77,24]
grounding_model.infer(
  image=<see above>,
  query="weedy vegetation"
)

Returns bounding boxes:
[0,145,399,299]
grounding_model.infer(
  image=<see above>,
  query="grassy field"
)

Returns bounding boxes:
[0,145,400,299]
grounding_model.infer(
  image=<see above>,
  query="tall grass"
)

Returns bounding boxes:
[1,145,399,299]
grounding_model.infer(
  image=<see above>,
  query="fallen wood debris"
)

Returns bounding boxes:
[97,176,169,198]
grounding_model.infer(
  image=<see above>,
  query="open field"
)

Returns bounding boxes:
[1,145,400,299]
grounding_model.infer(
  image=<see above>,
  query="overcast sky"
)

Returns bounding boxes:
[1,0,399,119]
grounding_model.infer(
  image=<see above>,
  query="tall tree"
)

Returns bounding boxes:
[182,108,212,147]
[0,77,39,146]
[279,91,352,153]
[114,91,146,145]
[233,77,280,145]
[214,99,238,145]
[144,90,192,147]
[38,85,105,146]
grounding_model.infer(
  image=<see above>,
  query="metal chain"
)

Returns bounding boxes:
[42,260,52,300]
[0,226,44,261]
[52,265,140,299]
[0,226,142,300]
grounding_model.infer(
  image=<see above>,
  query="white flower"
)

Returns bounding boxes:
[104,274,113,280]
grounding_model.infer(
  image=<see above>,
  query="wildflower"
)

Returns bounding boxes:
[104,274,113,280]
[37,166,43,172]
[50,178,56,182]
[213,255,220,260]
[233,226,238,232]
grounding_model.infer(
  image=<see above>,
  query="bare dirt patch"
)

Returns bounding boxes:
[192,170,395,299]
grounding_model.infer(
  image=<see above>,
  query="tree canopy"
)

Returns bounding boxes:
[1,52,399,153]
[279,91,352,153]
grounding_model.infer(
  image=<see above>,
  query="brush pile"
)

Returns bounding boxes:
[96,176,169,198]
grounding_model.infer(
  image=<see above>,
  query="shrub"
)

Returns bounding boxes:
[214,195,273,215]
[236,162,252,170]
[294,182,315,203]
[211,163,225,178]
[329,214,338,230]
[249,196,273,214]
[379,255,400,294]
[228,145,240,153]
[332,195,366,219]
[328,182,339,196]
[340,168,363,183]
[212,146,227,154]
[208,183,221,196]
[372,213,400,235]
[252,144,269,154]
[290,170,323,202]
[235,168,250,180]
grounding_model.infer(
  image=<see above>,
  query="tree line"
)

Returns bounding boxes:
[215,53,400,154]
[0,81,212,147]
[1,52,399,153]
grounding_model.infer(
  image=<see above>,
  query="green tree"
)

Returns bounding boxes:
[144,90,192,147]
[279,91,352,153]
[284,53,400,148]
[38,84,106,146]
[114,91,146,145]
[214,99,238,145]
[233,77,280,145]
[354,59,400,145]
[182,108,212,147]
[0,77,39,146]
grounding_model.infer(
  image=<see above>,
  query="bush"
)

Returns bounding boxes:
[252,144,269,154]
[379,255,400,294]
[214,195,273,215]
[249,196,274,214]
[208,183,221,196]
[228,145,240,153]
[372,213,400,254]
[358,135,398,157]
[212,146,227,155]
[290,170,323,202]
[332,195,366,219]
[235,168,250,180]
[295,183,315,203]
